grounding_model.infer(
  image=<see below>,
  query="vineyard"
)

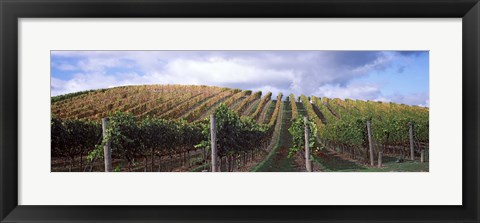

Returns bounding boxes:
[51,84,429,172]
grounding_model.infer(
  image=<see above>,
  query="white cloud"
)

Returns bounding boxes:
[51,72,143,96]
[389,92,429,107]
[164,58,295,86]
[50,51,428,106]
[313,83,384,101]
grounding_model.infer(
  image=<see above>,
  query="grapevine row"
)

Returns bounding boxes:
[289,93,298,119]
[250,92,272,121]
[235,91,262,114]
[182,89,240,122]
[268,93,283,126]
[160,88,228,119]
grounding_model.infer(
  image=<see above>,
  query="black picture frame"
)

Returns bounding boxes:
[1,0,479,222]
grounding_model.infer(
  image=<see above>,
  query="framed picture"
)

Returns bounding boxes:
[1,0,478,222]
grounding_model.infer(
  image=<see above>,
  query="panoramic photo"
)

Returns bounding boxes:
[51,50,429,172]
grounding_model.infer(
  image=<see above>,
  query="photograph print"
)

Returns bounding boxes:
[51,50,429,172]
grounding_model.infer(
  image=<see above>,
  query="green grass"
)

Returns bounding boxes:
[296,102,308,117]
[244,100,260,116]
[252,102,300,172]
[341,159,429,172]
[251,103,284,172]
[311,148,366,172]
[261,100,275,124]
[250,132,282,172]
[312,150,429,172]
[249,101,261,114]
[190,164,209,172]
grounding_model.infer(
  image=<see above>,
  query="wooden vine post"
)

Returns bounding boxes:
[421,150,425,163]
[366,120,375,166]
[304,117,312,172]
[409,122,415,160]
[210,114,218,172]
[102,118,112,172]
[378,151,383,168]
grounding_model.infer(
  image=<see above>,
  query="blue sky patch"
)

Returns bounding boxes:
[50,50,429,106]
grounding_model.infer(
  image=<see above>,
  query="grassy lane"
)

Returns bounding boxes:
[250,102,284,172]
[311,148,366,171]
[243,99,260,116]
[252,101,302,172]
[260,100,275,124]
[312,148,429,172]
[296,102,308,117]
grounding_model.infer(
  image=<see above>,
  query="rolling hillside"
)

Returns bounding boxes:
[51,84,429,172]
[51,85,277,124]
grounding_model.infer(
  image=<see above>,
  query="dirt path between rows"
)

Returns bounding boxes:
[262,102,304,172]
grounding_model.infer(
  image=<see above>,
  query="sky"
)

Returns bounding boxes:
[51,51,429,106]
